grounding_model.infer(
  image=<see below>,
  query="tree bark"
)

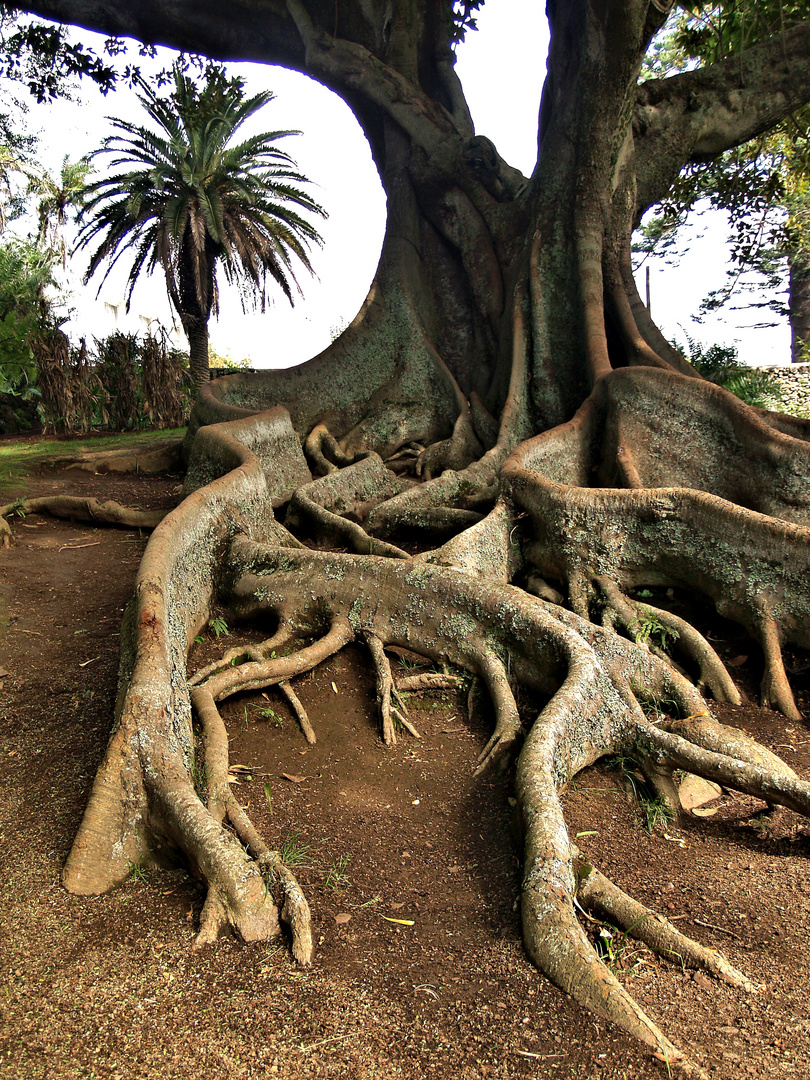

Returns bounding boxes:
[790,251,810,363]
[185,317,210,388]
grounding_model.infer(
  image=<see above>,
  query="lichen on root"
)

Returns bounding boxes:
[54,374,810,1073]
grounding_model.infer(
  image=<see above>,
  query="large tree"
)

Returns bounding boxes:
[9,0,810,1070]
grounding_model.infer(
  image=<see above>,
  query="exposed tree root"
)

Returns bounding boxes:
[594,576,741,704]
[285,452,410,558]
[362,629,420,743]
[190,680,312,959]
[45,440,184,475]
[0,495,166,541]
[396,672,466,693]
[572,849,758,993]
[59,376,810,1072]
[278,680,316,744]
[503,368,810,720]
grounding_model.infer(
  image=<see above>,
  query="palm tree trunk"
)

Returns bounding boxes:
[186,319,210,389]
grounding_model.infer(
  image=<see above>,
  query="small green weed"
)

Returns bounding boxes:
[603,754,674,834]
[595,917,649,975]
[255,704,283,727]
[628,606,679,651]
[126,854,149,883]
[603,752,646,798]
[280,829,316,867]
[639,796,674,835]
[324,854,351,890]
[208,616,229,639]
[637,691,680,724]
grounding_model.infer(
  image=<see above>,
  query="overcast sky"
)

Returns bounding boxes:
[9,0,790,368]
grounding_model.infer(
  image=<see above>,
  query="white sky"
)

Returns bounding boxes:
[8,0,790,368]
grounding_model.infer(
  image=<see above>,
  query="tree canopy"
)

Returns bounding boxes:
[637,1,810,359]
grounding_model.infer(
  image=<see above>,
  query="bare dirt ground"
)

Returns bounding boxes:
[1,453,809,1080]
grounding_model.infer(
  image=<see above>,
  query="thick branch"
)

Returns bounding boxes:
[635,20,810,214]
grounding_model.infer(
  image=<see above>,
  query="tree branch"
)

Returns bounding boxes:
[634,19,810,215]
[18,0,470,173]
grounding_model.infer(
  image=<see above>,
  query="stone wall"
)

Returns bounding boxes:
[758,363,810,418]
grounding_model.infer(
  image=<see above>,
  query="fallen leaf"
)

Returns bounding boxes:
[390,902,406,910]
[0,667,9,678]
[226,773,242,785]
[726,655,748,667]
[282,773,307,783]
[229,764,254,775]
[664,834,686,847]
[381,915,415,926]
[331,681,338,693]
[334,913,351,925]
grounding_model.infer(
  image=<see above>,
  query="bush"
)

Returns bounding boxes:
[35,329,191,434]
[681,332,785,410]
[0,238,60,399]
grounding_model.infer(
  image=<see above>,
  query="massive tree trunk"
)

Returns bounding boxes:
[14,0,810,1070]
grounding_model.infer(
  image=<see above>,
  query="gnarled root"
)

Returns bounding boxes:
[594,576,740,704]
[304,422,355,475]
[278,680,316,744]
[504,367,810,720]
[190,680,312,960]
[0,495,166,541]
[362,630,421,743]
[285,452,410,558]
[64,395,810,1070]
[573,850,758,993]
[225,533,806,1066]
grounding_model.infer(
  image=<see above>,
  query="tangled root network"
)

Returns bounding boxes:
[43,368,810,1074]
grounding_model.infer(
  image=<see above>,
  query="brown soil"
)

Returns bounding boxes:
[1,461,809,1080]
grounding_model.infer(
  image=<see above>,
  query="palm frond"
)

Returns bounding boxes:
[78,59,327,351]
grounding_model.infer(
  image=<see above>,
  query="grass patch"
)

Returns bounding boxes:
[0,428,185,496]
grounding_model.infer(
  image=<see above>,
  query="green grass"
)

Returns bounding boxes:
[0,428,185,497]
[126,854,150,883]
[324,854,351,890]
[602,753,675,834]
[280,829,316,868]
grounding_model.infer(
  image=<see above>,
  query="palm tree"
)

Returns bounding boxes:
[30,154,92,267]
[77,64,326,387]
